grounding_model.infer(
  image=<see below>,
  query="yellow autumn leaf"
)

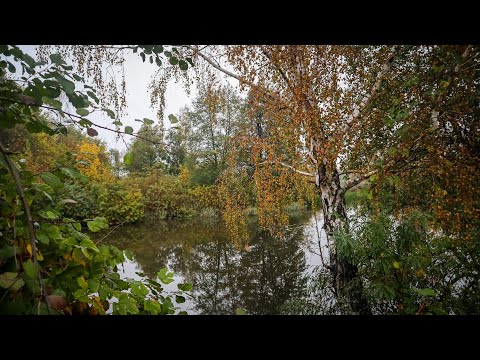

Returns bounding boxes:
[26,244,44,261]
[393,261,400,269]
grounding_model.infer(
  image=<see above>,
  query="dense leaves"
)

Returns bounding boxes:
[0,45,191,315]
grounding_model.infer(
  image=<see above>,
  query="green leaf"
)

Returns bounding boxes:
[22,53,36,68]
[23,260,38,279]
[113,121,123,126]
[413,287,436,297]
[140,52,146,62]
[41,96,62,110]
[86,91,99,104]
[73,288,89,302]
[0,272,21,289]
[124,152,134,165]
[53,73,75,94]
[155,58,162,67]
[88,278,100,292]
[164,51,172,58]
[175,295,185,304]
[115,293,139,315]
[49,53,64,65]
[104,108,116,119]
[177,283,192,291]
[7,62,16,73]
[60,167,81,179]
[58,198,78,206]
[124,250,134,261]
[0,246,17,261]
[393,261,400,269]
[62,237,77,246]
[37,224,62,244]
[169,57,179,66]
[41,172,64,189]
[77,276,88,289]
[124,126,133,135]
[168,114,178,124]
[157,268,174,284]
[178,311,188,315]
[78,118,93,127]
[186,58,194,66]
[178,60,188,71]
[76,108,89,116]
[143,118,154,125]
[235,308,247,315]
[67,93,89,108]
[38,210,58,220]
[80,238,99,252]
[87,217,109,232]
[144,300,161,315]
[131,282,149,298]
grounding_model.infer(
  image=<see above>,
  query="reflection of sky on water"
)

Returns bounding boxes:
[105,211,324,314]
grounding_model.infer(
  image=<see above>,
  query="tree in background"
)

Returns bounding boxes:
[124,123,165,174]
[76,141,113,182]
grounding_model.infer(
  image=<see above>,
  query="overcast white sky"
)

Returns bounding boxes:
[19,45,193,152]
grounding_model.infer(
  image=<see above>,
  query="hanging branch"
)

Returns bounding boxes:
[0,137,51,314]
[346,46,401,128]
[0,96,163,145]
[431,45,472,129]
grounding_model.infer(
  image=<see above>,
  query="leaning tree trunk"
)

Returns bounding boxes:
[318,166,371,315]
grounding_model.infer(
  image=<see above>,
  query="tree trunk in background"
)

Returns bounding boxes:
[318,166,371,315]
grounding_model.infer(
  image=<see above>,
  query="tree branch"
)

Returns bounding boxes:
[0,96,163,145]
[183,45,245,83]
[346,46,401,128]
[431,45,472,129]
[258,159,316,178]
[342,169,378,193]
[260,46,292,90]
[0,137,51,314]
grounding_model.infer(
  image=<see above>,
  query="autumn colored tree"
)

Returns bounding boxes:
[182,45,479,314]
[76,141,113,182]
[37,45,479,314]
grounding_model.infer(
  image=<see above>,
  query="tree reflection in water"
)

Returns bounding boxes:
[104,212,318,314]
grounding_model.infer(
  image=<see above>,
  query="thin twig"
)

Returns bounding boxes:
[95,223,123,245]
[0,137,51,314]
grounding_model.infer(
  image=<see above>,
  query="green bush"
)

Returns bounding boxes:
[143,175,196,220]
[335,211,480,315]
[98,181,144,224]
[56,183,98,220]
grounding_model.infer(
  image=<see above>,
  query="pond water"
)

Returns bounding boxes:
[101,211,328,314]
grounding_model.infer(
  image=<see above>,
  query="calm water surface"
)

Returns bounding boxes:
[102,211,327,314]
